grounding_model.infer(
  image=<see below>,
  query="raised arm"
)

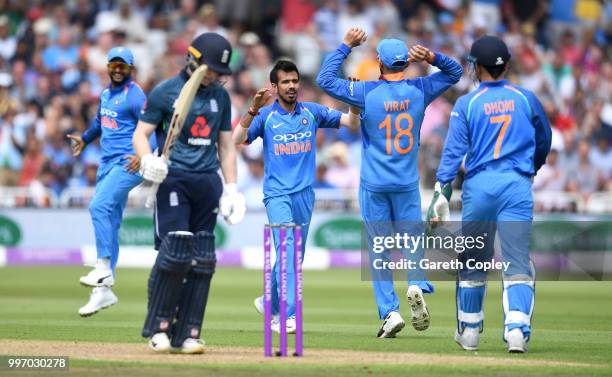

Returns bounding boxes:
[417,50,463,106]
[316,28,368,108]
[233,88,271,145]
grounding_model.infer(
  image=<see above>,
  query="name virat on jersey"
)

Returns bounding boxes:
[383,99,411,112]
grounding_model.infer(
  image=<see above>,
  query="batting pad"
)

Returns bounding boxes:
[142,231,194,338]
[171,230,216,347]
[503,274,535,341]
[456,280,487,332]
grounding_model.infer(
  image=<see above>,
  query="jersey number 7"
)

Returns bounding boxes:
[490,114,512,159]
[379,113,414,155]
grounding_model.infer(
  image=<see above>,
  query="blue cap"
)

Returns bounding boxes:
[376,39,409,70]
[107,46,134,65]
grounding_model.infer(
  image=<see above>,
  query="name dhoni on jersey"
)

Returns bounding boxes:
[383,99,411,112]
[484,100,515,115]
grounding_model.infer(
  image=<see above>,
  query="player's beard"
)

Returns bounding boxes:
[278,90,298,105]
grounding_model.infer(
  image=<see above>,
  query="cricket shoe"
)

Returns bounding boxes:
[506,328,528,353]
[80,267,114,287]
[254,295,264,315]
[377,311,405,338]
[454,327,480,351]
[148,332,171,353]
[406,285,430,331]
[271,316,296,334]
[78,287,118,317]
[171,338,205,354]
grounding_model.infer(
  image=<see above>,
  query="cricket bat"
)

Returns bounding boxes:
[145,64,208,208]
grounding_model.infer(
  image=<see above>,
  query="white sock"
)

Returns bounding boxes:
[96,258,111,271]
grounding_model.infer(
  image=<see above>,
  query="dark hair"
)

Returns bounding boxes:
[270,60,300,84]
[483,63,508,79]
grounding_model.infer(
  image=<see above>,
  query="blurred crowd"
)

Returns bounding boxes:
[0,0,610,211]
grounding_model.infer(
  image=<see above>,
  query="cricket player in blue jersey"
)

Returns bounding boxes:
[233,60,360,334]
[134,33,245,354]
[317,28,463,338]
[67,47,147,317]
[427,36,552,353]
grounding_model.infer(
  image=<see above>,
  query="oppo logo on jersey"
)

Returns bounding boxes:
[101,107,118,129]
[100,107,118,117]
[273,131,312,156]
[273,131,312,143]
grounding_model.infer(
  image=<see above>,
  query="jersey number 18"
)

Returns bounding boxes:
[379,113,414,155]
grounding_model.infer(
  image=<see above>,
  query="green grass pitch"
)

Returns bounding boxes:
[0,266,611,377]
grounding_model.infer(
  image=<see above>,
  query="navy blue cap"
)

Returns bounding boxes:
[107,46,134,65]
[189,33,233,75]
[376,39,409,70]
[469,35,510,67]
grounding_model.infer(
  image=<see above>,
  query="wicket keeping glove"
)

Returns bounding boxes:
[426,182,452,233]
[140,153,168,184]
[219,183,247,225]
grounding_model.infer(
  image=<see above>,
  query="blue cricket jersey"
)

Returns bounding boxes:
[82,78,146,164]
[247,100,341,199]
[436,80,552,184]
[317,44,463,192]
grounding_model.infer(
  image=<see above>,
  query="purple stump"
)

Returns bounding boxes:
[263,226,272,357]
[279,226,288,357]
[294,226,303,356]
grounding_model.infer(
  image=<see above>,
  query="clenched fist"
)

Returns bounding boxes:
[408,45,436,64]
[343,27,367,48]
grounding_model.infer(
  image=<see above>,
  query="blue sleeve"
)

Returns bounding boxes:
[129,86,147,120]
[247,112,265,144]
[139,83,168,126]
[436,98,469,184]
[316,44,367,109]
[418,52,463,106]
[82,103,102,144]
[526,91,552,173]
[312,103,341,129]
[220,89,232,131]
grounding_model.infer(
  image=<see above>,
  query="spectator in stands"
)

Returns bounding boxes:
[0,0,608,213]
[0,105,22,185]
[0,15,16,62]
[313,0,340,54]
[566,140,605,196]
[44,129,73,170]
[533,149,567,191]
[238,156,265,209]
[18,133,44,187]
[195,4,228,38]
[325,142,359,190]
[312,162,336,189]
[42,28,79,72]
[590,135,612,181]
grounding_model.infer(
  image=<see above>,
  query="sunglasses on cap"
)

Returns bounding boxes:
[107,61,131,71]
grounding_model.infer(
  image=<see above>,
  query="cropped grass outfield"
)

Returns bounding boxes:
[0,266,611,377]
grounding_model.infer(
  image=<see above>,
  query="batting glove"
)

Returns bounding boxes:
[219,183,247,225]
[140,153,168,184]
[426,182,452,233]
